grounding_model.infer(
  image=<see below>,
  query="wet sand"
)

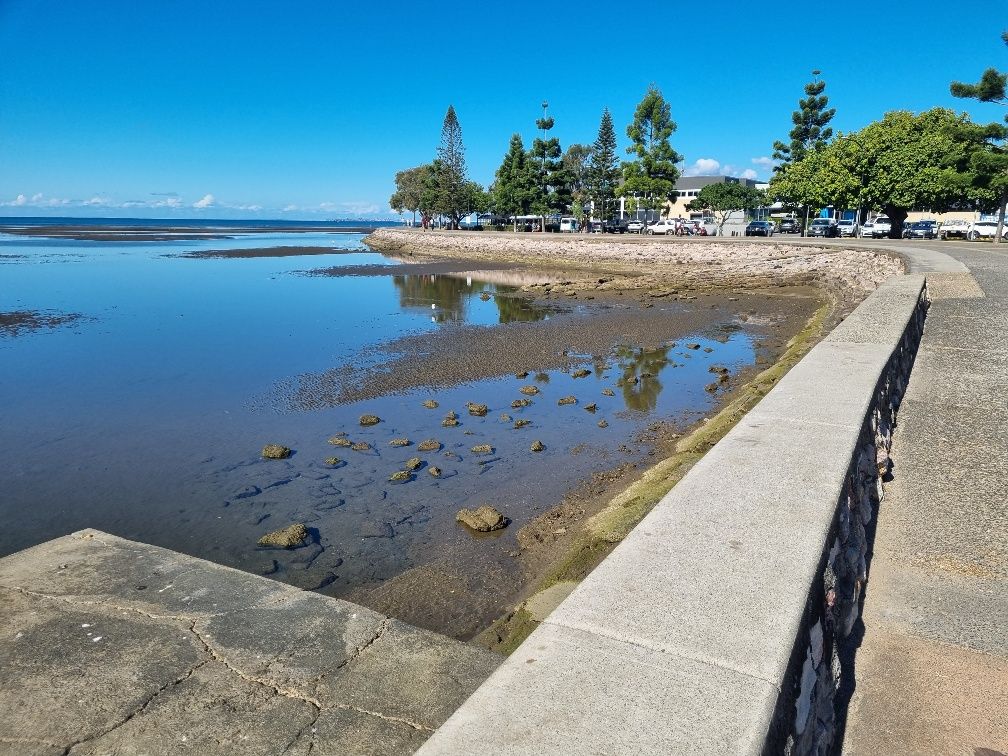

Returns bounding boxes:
[0,310,83,336]
[170,246,362,259]
[299,259,522,278]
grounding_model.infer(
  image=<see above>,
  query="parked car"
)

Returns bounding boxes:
[807,218,840,238]
[626,219,646,233]
[603,218,628,234]
[744,220,775,237]
[837,219,859,237]
[859,221,874,238]
[938,218,970,239]
[588,220,603,233]
[870,216,892,238]
[559,217,579,233]
[645,219,677,235]
[778,218,801,234]
[967,220,1007,241]
[903,220,938,239]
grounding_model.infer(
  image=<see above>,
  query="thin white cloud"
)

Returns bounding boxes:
[11,194,28,206]
[282,204,299,212]
[193,194,216,209]
[683,158,720,177]
[83,195,109,206]
[751,156,775,171]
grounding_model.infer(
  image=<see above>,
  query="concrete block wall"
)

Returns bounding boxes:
[417,272,933,756]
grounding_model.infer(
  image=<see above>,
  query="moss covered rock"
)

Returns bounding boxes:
[511,398,533,409]
[405,456,423,471]
[324,456,342,466]
[557,395,577,406]
[571,368,591,378]
[417,439,441,452]
[530,440,545,452]
[470,444,493,455]
[519,385,540,396]
[456,505,507,532]
[597,419,609,428]
[351,441,371,451]
[422,399,439,409]
[328,436,352,448]
[261,444,292,460]
[467,402,488,417]
[389,438,410,447]
[513,418,531,429]
[257,523,307,548]
[429,466,442,478]
[389,470,411,483]
[359,414,381,426]
[602,388,615,397]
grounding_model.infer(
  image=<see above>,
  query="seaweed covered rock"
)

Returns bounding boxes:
[324,456,342,466]
[557,395,577,406]
[584,403,597,413]
[571,368,591,378]
[456,505,507,532]
[261,444,292,460]
[429,466,442,478]
[597,419,609,428]
[513,418,531,429]
[422,399,439,409]
[442,412,460,427]
[389,470,411,483]
[467,402,488,417]
[389,438,410,447]
[515,371,529,379]
[479,291,491,301]
[530,440,545,452]
[405,456,423,471]
[511,398,533,409]
[351,441,371,451]
[470,444,493,455]
[519,385,540,396]
[417,439,441,452]
[257,523,308,548]
[359,414,381,426]
[686,342,701,350]
[602,388,615,397]
[328,436,352,448]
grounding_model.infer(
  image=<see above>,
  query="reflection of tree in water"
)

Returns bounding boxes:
[392,274,473,323]
[391,274,549,324]
[615,344,672,412]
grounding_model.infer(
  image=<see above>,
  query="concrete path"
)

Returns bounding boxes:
[0,529,499,756]
[843,241,1008,755]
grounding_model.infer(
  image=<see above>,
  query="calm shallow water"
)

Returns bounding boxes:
[1,230,762,623]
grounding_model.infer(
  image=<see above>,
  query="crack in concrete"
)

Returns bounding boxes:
[63,659,211,755]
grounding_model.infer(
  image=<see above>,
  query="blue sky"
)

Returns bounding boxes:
[1,0,1005,219]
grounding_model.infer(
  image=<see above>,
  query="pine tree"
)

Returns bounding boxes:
[493,134,537,221]
[772,70,836,170]
[436,105,467,228]
[588,108,620,219]
[620,85,682,215]
[951,30,1008,242]
[530,102,570,215]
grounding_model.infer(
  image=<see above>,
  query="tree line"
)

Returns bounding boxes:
[392,33,1007,240]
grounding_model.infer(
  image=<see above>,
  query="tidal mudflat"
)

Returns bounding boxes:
[0,226,827,641]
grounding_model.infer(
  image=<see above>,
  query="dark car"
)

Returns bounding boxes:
[904,220,938,240]
[745,220,775,237]
[778,218,801,234]
[807,218,840,238]
[603,218,628,234]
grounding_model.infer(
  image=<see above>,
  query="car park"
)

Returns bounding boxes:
[778,218,801,234]
[807,218,840,238]
[903,220,938,239]
[645,219,677,235]
[870,216,892,238]
[938,218,969,239]
[837,219,859,237]
[744,220,775,237]
[967,220,1007,241]
[626,219,646,233]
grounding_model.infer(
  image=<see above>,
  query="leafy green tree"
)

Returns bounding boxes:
[620,85,682,215]
[686,182,765,236]
[772,70,836,170]
[772,108,993,237]
[529,103,573,215]
[587,108,620,220]
[951,30,1008,242]
[436,105,467,228]
[390,163,441,227]
[563,143,592,201]
[493,134,538,221]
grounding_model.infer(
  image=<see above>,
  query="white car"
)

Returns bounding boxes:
[967,220,1007,241]
[626,219,646,233]
[837,219,859,237]
[870,216,892,238]
[645,219,677,235]
[938,218,970,239]
[859,221,875,238]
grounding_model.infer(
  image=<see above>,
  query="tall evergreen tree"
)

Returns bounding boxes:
[587,108,620,219]
[772,70,836,170]
[951,30,1008,242]
[436,105,467,228]
[620,85,682,214]
[530,102,571,215]
[493,134,537,221]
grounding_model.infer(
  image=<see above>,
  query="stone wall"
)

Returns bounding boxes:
[768,284,929,755]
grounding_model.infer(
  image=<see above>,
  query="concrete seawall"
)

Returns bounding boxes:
[418,245,966,754]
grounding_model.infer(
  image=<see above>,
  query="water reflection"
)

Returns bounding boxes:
[391,274,551,324]
[615,345,673,412]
